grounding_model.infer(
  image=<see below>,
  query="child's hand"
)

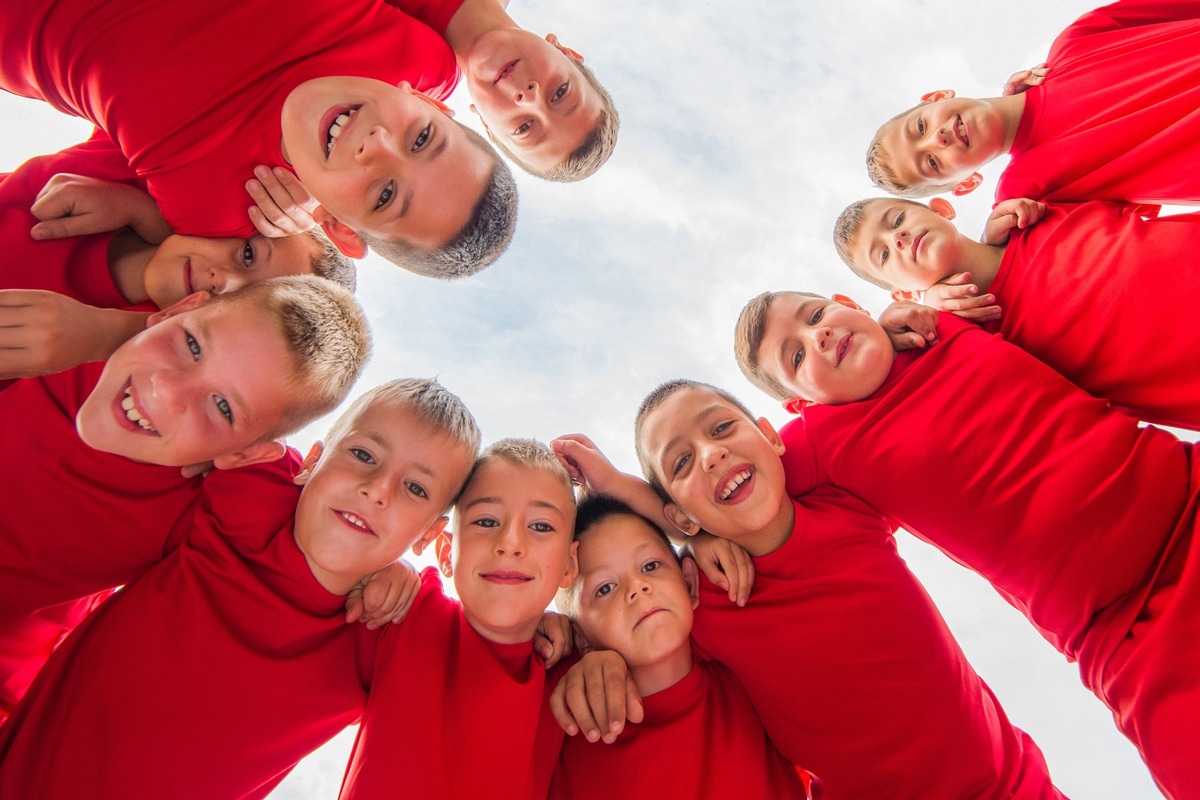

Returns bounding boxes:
[345,559,421,628]
[681,532,754,607]
[1003,63,1048,96]
[877,299,939,351]
[0,290,148,379]
[246,166,319,237]
[551,434,622,495]
[549,650,644,743]
[983,198,1046,246]
[535,610,577,668]
[30,173,172,244]
[922,273,1002,323]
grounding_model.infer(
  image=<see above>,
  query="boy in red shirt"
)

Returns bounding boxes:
[736,292,1200,798]
[865,0,1200,205]
[339,438,579,800]
[831,195,1200,431]
[0,0,518,276]
[551,494,814,799]
[0,378,480,798]
[547,413,1063,799]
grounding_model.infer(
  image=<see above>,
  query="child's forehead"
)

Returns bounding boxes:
[579,517,673,571]
[457,458,576,514]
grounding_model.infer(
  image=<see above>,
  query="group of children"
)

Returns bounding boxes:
[1,0,1197,797]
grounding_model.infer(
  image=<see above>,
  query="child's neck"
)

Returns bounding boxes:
[736,496,796,558]
[446,0,519,68]
[630,644,694,697]
[107,229,155,305]
[462,607,539,646]
[948,237,1007,293]
[984,94,1027,153]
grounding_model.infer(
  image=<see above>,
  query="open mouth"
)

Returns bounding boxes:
[120,382,158,435]
[493,60,519,84]
[717,466,753,502]
[336,510,375,535]
[836,334,852,366]
[322,105,361,157]
[481,570,534,585]
[954,115,969,147]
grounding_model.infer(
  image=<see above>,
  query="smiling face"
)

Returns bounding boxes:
[448,457,578,644]
[638,387,789,548]
[293,402,476,595]
[142,234,318,309]
[465,31,602,173]
[851,199,965,291]
[877,93,1008,189]
[756,294,895,405]
[280,77,493,251]
[76,296,296,467]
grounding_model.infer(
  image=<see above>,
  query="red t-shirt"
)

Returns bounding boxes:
[552,658,813,799]
[0,0,461,237]
[988,201,1200,431]
[781,315,1194,664]
[340,568,566,800]
[995,1,1200,205]
[690,486,1061,800]
[0,452,368,799]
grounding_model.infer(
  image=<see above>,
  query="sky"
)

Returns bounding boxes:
[1,0,1189,797]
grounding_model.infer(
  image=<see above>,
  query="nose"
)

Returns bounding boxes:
[358,470,394,507]
[150,367,192,415]
[355,126,391,163]
[698,439,729,472]
[807,326,834,352]
[893,228,909,251]
[628,580,651,602]
[494,521,527,557]
[513,80,538,105]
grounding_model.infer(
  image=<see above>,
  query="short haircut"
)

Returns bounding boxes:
[359,123,518,279]
[733,291,825,401]
[493,61,619,183]
[557,494,679,615]
[833,197,929,292]
[866,104,963,199]
[204,276,371,441]
[302,228,357,293]
[455,437,577,512]
[633,379,759,500]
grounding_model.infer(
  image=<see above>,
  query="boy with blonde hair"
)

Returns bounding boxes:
[0,379,479,797]
[546,410,1063,799]
[551,494,815,799]
[339,438,580,800]
[736,291,1200,798]
[832,194,1200,431]
[866,2,1200,205]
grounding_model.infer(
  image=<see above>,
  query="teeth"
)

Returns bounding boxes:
[122,386,157,433]
[720,470,751,500]
[340,511,368,530]
[326,108,357,155]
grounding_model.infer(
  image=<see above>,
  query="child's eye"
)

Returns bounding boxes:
[473,516,500,528]
[880,246,890,266]
[917,118,926,136]
[375,182,394,210]
[894,211,905,228]
[671,452,692,476]
[553,82,569,102]
[405,481,429,499]
[513,120,533,136]
[241,239,256,268]
[412,124,431,152]
[927,155,938,174]
[214,395,234,424]
[185,331,201,361]
[809,306,824,325]
[595,581,615,598]
[530,521,554,533]
[349,447,375,464]
[792,348,804,370]
[641,560,661,574]
[712,420,732,436]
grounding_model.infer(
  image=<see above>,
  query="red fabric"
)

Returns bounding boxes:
[0,0,459,237]
[340,567,565,800]
[989,201,1200,431]
[381,0,465,37]
[0,452,368,799]
[689,487,1061,800]
[995,0,1200,205]
[552,659,813,799]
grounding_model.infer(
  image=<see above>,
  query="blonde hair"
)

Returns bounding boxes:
[733,291,824,402]
[302,228,357,292]
[456,437,576,511]
[493,61,619,183]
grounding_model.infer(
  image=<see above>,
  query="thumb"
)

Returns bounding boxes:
[31,216,93,240]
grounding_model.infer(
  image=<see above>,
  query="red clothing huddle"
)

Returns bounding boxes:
[995,0,1200,206]
[988,200,1200,432]
[340,568,566,800]
[690,486,1061,800]
[0,0,462,237]
[552,658,814,799]
[0,453,368,799]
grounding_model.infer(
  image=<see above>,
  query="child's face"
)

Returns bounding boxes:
[877,93,1007,189]
[143,234,317,309]
[450,458,578,644]
[76,296,295,467]
[280,77,493,250]
[294,403,475,593]
[852,199,964,291]
[757,294,894,405]
[574,514,696,670]
[464,31,602,173]
[638,387,788,543]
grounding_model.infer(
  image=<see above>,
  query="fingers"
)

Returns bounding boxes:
[29,215,97,241]
[729,544,754,606]
[951,304,1002,323]
[594,658,630,743]
[245,166,317,237]
[624,672,645,724]
[345,585,365,623]
[549,681,583,737]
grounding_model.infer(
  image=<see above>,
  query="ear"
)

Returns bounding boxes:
[431,528,454,577]
[663,502,700,537]
[783,397,813,414]
[293,441,325,485]
[952,173,983,196]
[545,33,584,63]
[212,439,288,471]
[314,207,368,259]
[928,197,956,220]
[919,89,956,103]
[412,516,450,557]
[831,293,869,314]
[680,556,701,609]
[146,291,210,327]
[558,540,580,589]
[754,417,786,457]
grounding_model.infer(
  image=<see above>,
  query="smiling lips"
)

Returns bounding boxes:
[322,105,361,158]
[336,509,375,535]
[836,334,852,366]
[717,466,753,503]
[954,114,969,147]
[481,570,533,585]
[120,382,158,435]
[493,60,519,84]
[911,231,926,259]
